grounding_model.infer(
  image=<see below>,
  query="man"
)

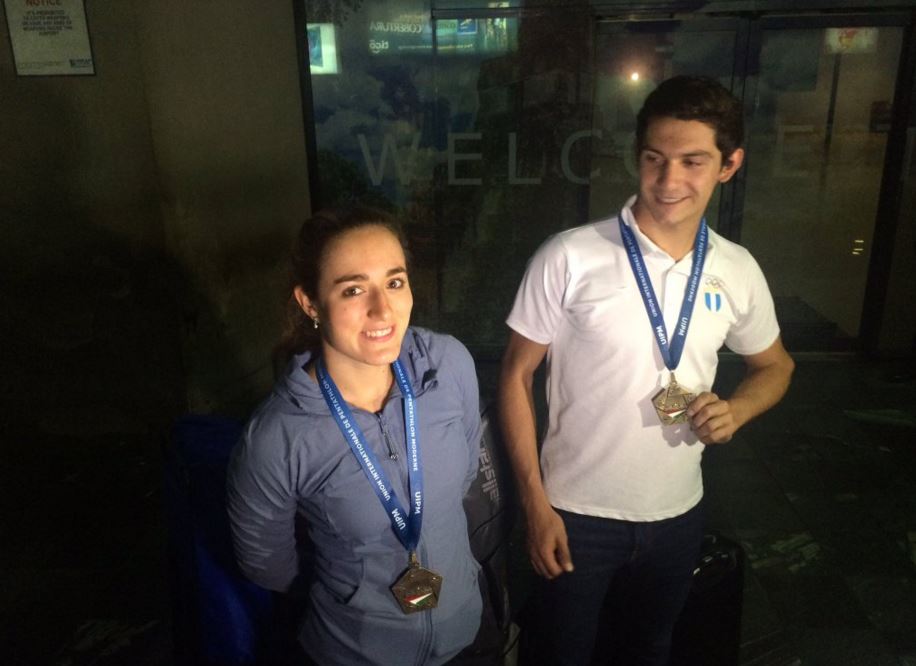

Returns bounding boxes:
[498,76,794,665]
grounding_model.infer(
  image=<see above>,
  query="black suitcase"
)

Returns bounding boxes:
[589,531,745,666]
[668,532,745,666]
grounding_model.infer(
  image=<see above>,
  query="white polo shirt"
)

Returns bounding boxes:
[506,197,780,521]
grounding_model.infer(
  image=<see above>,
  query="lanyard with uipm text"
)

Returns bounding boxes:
[315,358,423,554]
[618,213,708,372]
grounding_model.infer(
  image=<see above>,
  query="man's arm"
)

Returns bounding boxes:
[688,336,794,444]
[498,330,574,579]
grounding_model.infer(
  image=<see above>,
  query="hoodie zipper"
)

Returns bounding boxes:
[414,539,434,666]
[376,413,399,460]
[376,405,434,665]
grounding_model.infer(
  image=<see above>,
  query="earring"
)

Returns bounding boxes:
[312,317,319,329]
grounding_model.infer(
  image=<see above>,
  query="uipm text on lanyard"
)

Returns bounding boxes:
[618,213,708,425]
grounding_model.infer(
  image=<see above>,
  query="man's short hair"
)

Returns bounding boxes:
[636,75,744,163]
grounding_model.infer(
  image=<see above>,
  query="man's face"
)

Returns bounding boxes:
[634,116,743,233]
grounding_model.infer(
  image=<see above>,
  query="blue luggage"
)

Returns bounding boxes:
[163,415,276,665]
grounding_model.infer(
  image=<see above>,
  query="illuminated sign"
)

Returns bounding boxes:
[436,17,516,55]
[308,23,339,74]
[368,12,431,55]
[365,12,516,56]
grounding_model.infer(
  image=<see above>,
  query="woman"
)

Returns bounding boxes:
[226,206,483,665]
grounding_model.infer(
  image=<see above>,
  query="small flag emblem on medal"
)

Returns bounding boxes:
[660,406,687,420]
[406,592,434,607]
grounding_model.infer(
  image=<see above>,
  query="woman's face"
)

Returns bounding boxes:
[297,225,413,373]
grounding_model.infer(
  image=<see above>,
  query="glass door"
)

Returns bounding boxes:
[740,18,905,351]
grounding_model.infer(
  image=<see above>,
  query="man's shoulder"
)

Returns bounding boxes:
[708,228,760,270]
[558,214,620,240]
[539,215,622,259]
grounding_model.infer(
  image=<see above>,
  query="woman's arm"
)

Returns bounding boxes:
[451,337,483,491]
[226,420,300,592]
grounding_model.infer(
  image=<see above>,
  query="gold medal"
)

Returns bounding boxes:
[391,551,442,614]
[652,373,696,426]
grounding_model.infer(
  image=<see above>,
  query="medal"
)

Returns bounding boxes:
[317,357,443,614]
[391,551,443,613]
[619,213,708,427]
[652,373,696,425]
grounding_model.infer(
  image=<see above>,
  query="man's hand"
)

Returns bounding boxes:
[526,504,574,579]
[499,331,575,579]
[687,392,737,444]
[687,336,795,445]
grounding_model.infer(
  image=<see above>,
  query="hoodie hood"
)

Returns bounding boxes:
[277,326,440,415]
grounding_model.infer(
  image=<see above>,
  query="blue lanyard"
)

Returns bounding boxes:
[316,358,423,553]
[618,213,708,371]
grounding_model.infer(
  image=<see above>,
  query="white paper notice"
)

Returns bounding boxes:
[4,0,94,75]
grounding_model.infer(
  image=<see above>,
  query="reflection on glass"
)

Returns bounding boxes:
[305,0,591,349]
[432,11,592,346]
[436,17,517,55]
[367,9,433,55]
[741,26,903,349]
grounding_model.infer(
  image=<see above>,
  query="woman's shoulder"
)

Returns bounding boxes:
[240,388,326,457]
[406,326,474,368]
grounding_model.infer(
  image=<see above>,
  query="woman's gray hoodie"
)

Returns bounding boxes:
[227,327,483,665]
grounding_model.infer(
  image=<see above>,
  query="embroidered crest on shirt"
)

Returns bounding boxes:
[704,277,723,313]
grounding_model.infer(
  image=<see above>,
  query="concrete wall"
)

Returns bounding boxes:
[133,1,311,414]
[0,1,311,441]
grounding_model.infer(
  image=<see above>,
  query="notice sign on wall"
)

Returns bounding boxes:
[3,0,94,75]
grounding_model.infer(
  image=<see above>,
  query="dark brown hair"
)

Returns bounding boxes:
[274,205,409,368]
[636,75,744,163]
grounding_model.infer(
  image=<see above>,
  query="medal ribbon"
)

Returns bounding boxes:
[316,358,422,553]
[618,213,708,371]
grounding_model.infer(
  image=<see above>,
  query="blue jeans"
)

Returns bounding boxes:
[521,502,705,666]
